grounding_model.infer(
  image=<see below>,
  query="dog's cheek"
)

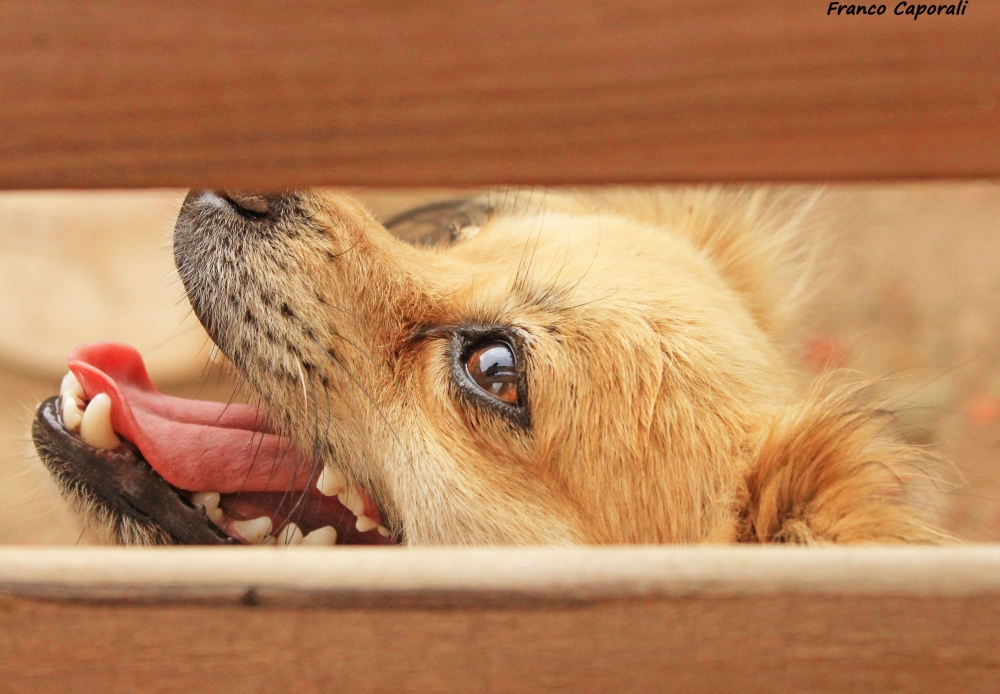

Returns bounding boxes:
[386,341,570,543]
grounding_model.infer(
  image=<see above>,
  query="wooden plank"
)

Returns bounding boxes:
[0,1,997,189]
[2,547,1000,692]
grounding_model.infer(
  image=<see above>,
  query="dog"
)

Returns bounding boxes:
[32,188,949,546]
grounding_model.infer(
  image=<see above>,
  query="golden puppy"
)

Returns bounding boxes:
[33,188,947,546]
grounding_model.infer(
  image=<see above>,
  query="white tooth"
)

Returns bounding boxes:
[316,467,347,497]
[60,372,84,401]
[191,491,219,511]
[377,525,390,538]
[262,536,277,546]
[79,393,121,450]
[337,487,366,517]
[61,395,83,432]
[191,492,223,524]
[301,526,337,545]
[231,516,272,544]
[355,515,378,533]
[276,523,304,546]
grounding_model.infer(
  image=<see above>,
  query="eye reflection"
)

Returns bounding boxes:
[465,342,518,405]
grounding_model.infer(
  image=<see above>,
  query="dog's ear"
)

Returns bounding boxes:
[383,198,492,247]
[737,383,948,544]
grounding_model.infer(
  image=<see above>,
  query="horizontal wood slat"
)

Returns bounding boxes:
[0,0,998,188]
[2,547,1000,692]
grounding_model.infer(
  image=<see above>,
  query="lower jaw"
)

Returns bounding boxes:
[201,490,393,546]
[32,396,393,547]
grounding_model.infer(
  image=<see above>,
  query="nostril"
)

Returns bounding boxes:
[218,190,271,218]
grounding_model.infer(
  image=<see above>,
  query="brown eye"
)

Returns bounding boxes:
[465,342,518,405]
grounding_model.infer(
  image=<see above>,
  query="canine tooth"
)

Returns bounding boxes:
[191,492,223,524]
[80,393,121,450]
[231,516,272,544]
[337,487,365,517]
[61,395,83,432]
[301,526,337,545]
[276,523,304,546]
[60,372,84,401]
[355,515,378,533]
[377,525,390,538]
[316,467,346,497]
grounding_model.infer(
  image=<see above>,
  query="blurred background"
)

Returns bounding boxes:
[1,184,998,544]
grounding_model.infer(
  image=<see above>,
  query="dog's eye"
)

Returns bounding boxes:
[465,342,518,405]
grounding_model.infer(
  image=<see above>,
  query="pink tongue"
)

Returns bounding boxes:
[68,343,315,493]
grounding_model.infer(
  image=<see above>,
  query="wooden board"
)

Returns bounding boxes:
[2,546,1000,692]
[0,0,998,189]
[2,3,1000,691]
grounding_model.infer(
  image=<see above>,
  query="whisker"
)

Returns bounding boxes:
[295,360,308,411]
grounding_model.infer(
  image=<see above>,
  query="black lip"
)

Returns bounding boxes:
[32,397,232,545]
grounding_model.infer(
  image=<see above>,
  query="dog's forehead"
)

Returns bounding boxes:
[447,208,715,288]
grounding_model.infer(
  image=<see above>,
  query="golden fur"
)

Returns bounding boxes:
[167,187,949,545]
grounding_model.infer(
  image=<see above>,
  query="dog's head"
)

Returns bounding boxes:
[34,188,947,545]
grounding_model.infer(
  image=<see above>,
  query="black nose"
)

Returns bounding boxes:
[217,190,271,217]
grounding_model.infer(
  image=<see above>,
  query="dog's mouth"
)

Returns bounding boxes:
[32,342,393,546]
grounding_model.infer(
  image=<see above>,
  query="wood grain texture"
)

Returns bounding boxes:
[0,0,998,189]
[2,547,1000,692]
